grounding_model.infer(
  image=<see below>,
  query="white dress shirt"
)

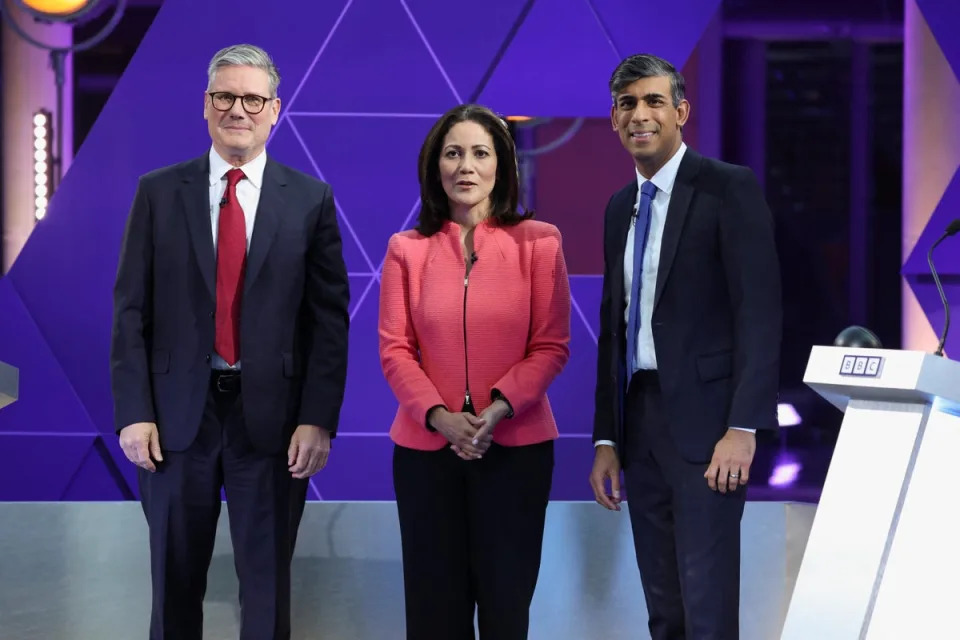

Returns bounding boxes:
[208,147,266,370]
[596,143,752,448]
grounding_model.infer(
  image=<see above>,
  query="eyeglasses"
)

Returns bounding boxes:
[207,91,274,115]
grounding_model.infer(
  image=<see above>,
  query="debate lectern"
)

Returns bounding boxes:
[0,359,17,410]
[781,346,960,639]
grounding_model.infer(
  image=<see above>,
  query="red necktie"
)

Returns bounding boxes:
[215,168,247,366]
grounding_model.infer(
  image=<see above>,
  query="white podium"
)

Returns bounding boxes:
[781,346,960,639]
[0,359,16,409]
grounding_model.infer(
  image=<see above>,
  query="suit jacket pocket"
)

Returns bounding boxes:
[150,349,170,374]
[696,350,732,382]
[282,352,299,378]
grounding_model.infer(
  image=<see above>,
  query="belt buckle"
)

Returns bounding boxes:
[216,372,239,392]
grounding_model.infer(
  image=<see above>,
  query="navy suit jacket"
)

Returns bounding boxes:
[593,148,782,462]
[110,153,350,453]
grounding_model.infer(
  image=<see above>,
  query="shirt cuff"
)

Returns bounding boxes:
[594,439,617,449]
[730,427,756,433]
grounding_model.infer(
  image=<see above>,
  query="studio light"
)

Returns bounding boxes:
[16,0,100,22]
[1,0,126,216]
[33,109,52,220]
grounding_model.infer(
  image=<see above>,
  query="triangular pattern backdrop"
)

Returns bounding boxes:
[0,0,720,499]
[903,1,960,358]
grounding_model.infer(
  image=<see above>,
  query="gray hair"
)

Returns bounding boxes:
[609,54,685,107]
[207,44,281,98]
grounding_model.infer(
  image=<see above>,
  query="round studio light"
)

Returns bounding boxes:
[16,0,100,22]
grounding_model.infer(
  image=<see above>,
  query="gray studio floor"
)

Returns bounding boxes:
[0,501,815,639]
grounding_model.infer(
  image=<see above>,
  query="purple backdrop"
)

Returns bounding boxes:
[0,0,722,500]
[903,0,960,357]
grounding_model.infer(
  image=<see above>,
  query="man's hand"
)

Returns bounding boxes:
[450,399,510,460]
[704,429,756,493]
[288,425,331,479]
[429,408,486,459]
[589,444,622,511]
[119,422,162,472]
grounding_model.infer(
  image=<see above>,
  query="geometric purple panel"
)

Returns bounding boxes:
[290,115,433,266]
[404,0,529,101]
[903,167,960,357]
[553,435,596,501]
[337,280,401,435]
[0,434,94,500]
[59,438,132,500]
[313,432,395,500]
[548,299,600,437]
[0,278,99,435]
[268,119,373,274]
[478,0,623,117]
[347,275,376,318]
[290,0,459,114]
[590,0,722,78]
[569,275,602,339]
[916,0,960,84]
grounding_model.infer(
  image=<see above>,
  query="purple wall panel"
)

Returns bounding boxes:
[0,435,94,500]
[904,168,960,357]
[0,0,716,499]
[916,0,960,82]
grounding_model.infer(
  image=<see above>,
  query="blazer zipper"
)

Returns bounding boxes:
[462,269,476,415]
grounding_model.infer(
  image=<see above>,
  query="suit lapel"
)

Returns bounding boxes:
[653,149,700,312]
[181,155,216,300]
[244,158,285,293]
[610,182,637,329]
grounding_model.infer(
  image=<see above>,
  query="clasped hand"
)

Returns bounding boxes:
[430,400,510,461]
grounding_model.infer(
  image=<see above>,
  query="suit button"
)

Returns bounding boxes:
[205,354,211,363]
[209,311,215,319]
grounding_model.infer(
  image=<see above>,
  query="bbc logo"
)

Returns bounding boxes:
[840,355,883,377]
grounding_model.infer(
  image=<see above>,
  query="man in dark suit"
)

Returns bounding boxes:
[589,54,782,639]
[111,44,350,640]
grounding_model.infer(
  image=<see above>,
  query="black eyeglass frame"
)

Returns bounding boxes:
[207,91,276,115]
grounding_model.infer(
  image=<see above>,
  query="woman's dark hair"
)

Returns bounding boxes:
[415,103,534,236]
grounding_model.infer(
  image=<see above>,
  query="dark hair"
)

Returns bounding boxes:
[609,54,685,107]
[415,103,533,236]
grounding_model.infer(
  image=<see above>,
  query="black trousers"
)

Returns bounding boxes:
[623,371,746,640]
[393,440,554,640]
[138,373,308,640]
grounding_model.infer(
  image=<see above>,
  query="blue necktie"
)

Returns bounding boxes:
[626,180,658,378]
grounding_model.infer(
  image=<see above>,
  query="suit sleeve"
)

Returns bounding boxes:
[298,185,351,436]
[378,234,447,427]
[720,167,783,431]
[110,178,156,432]
[592,195,618,444]
[491,227,571,416]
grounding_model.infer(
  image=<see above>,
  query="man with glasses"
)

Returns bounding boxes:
[111,43,350,639]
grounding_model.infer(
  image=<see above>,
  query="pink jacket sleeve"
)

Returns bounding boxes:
[378,235,446,427]
[492,227,571,415]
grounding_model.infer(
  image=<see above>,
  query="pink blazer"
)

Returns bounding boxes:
[379,218,571,450]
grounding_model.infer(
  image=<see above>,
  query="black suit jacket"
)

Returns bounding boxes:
[111,153,350,453]
[593,148,782,462]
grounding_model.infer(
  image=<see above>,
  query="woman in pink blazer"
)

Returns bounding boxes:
[379,104,571,639]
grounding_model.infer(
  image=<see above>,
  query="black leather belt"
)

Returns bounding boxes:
[211,370,241,393]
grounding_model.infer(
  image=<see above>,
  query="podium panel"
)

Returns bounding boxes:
[865,409,960,639]
[782,346,960,639]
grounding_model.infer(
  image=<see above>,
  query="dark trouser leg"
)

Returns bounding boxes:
[624,373,745,640]
[221,393,307,640]
[469,441,554,640]
[393,445,475,640]
[139,387,225,640]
